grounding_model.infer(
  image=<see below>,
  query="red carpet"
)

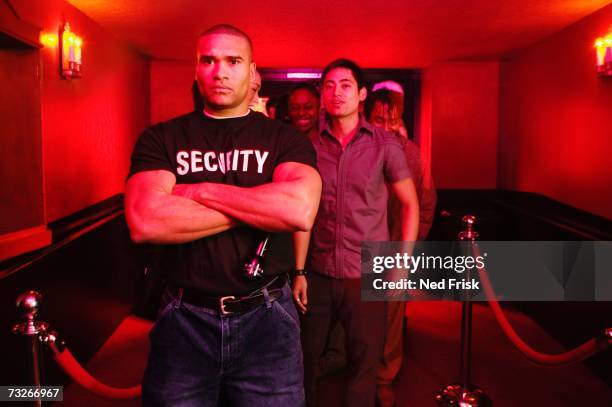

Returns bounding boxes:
[57,302,612,406]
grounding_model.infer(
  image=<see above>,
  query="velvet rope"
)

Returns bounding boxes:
[52,348,141,399]
[472,242,609,366]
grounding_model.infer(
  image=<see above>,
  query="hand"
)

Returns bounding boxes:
[292,275,308,314]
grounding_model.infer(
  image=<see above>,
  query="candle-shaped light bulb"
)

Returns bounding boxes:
[75,37,82,66]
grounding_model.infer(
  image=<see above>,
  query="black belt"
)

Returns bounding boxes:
[175,275,286,315]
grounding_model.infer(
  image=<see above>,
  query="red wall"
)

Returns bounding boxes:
[13,0,150,222]
[498,4,612,220]
[423,62,500,189]
[150,60,194,124]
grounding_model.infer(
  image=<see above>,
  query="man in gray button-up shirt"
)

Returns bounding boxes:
[297,59,419,407]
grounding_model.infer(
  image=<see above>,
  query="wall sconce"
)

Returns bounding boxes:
[594,26,612,77]
[60,22,83,79]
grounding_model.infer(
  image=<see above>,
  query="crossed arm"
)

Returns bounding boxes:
[125,170,236,244]
[125,162,322,244]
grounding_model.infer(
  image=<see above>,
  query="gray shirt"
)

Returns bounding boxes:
[310,118,411,279]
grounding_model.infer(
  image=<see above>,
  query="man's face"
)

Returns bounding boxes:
[368,101,402,133]
[321,67,366,119]
[248,71,262,108]
[288,89,319,134]
[195,33,255,112]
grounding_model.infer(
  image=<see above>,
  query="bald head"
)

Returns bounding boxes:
[195,24,256,116]
[199,24,253,61]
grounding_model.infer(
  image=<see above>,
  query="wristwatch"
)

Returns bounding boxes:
[294,268,307,277]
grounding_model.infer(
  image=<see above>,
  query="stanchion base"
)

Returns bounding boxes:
[435,383,492,407]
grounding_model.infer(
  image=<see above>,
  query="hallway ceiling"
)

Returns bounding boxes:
[66,0,612,67]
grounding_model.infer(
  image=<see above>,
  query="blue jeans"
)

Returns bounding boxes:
[142,282,305,407]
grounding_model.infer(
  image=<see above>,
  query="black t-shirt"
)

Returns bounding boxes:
[128,110,317,295]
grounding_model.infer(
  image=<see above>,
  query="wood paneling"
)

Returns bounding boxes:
[0,49,44,234]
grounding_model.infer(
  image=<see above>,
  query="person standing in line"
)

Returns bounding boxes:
[125,24,321,406]
[295,58,419,407]
[365,86,437,407]
[288,82,320,140]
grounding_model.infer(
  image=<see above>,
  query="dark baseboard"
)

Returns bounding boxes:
[1,194,124,276]
[48,194,124,242]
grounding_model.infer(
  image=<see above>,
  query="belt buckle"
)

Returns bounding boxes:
[219,296,236,315]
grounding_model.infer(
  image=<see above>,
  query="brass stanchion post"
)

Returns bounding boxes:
[12,291,49,407]
[436,215,491,406]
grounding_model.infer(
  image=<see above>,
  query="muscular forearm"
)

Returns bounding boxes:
[198,182,315,232]
[128,195,236,244]
[125,171,238,244]
[176,163,321,233]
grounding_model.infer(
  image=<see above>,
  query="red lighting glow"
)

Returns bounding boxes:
[594,25,612,77]
[40,33,58,47]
